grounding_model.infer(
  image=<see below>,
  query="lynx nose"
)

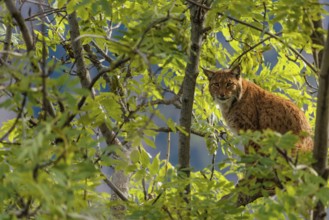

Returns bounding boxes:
[218,94,226,100]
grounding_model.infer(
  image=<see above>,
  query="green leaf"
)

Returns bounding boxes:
[317,187,329,204]
[130,149,140,164]
[144,137,156,148]
[66,1,77,14]
[166,118,176,132]
[149,154,160,176]
[140,149,151,167]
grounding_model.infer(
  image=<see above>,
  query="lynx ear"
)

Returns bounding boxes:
[231,65,241,79]
[202,67,216,80]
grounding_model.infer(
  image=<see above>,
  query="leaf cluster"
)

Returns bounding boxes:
[0,0,325,219]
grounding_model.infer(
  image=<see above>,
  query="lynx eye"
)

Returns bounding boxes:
[226,82,234,87]
[211,83,220,87]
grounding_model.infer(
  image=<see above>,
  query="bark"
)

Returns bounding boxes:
[311,18,325,70]
[312,25,329,220]
[68,13,91,89]
[178,0,212,194]
[2,23,12,62]
[67,12,131,213]
[4,0,56,117]
[4,0,34,52]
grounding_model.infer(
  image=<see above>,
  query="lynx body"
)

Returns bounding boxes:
[204,68,313,152]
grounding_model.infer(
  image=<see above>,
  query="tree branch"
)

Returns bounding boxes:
[218,12,318,74]
[2,22,12,62]
[91,41,113,63]
[0,93,27,142]
[230,35,276,67]
[155,126,206,137]
[67,11,131,210]
[313,26,329,180]
[178,0,213,200]
[5,0,34,52]
[312,24,329,220]
[25,8,65,22]
[135,13,171,49]
[4,0,56,118]
[88,57,130,90]
[103,178,129,202]
[185,0,211,10]
[311,16,325,70]
[68,12,91,89]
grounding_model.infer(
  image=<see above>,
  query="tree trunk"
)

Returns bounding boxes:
[311,18,325,70]
[312,24,329,220]
[67,12,131,215]
[178,0,212,196]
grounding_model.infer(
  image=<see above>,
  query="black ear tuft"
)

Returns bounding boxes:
[231,65,241,79]
[202,67,216,80]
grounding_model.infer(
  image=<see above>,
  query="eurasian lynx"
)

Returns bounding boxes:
[203,67,313,153]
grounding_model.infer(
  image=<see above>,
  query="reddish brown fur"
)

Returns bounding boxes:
[204,68,313,153]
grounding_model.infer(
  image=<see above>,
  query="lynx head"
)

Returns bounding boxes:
[203,66,243,104]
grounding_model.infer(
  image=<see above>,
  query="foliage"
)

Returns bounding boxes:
[0,0,327,219]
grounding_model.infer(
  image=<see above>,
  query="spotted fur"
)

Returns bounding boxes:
[204,67,313,153]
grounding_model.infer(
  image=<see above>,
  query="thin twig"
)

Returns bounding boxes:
[218,12,317,74]
[33,152,65,181]
[230,35,275,67]
[0,141,21,145]
[165,132,171,174]
[155,127,206,137]
[67,12,131,207]
[262,2,267,32]
[0,51,23,57]
[135,96,181,112]
[91,41,113,63]
[89,57,131,90]
[2,23,12,62]
[142,177,148,201]
[151,191,163,205]
[139,146,149,201]
[210,153,216,181]
[185,0,211,10]
[24,0,53,7]
[135,13,171,49]
[219,131,234,149]
[41,23,48,120]
[5,0,34,52]
[5,0,56,118]
[304,75,318,90]
[163,206,174,220]
[103,178,129,201]
[62,56,130,128]
[16,197,32,218]
[25,8,65,21]
[226,23,251,47]
[275,146,294,166]
[0,93,27,142]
